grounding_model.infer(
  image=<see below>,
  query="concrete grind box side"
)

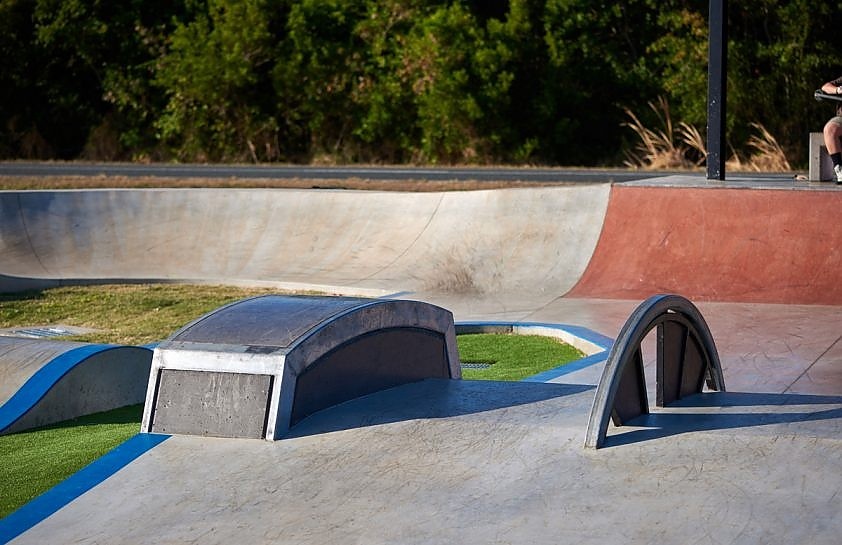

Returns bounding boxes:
[140,295,460,440]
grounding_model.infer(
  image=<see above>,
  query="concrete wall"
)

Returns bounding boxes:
[0,186,611,298]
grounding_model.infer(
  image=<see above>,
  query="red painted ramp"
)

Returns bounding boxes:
[567,184,842,304]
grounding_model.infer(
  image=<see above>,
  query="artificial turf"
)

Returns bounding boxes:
[457,333,584,381]
[0,404,143,519]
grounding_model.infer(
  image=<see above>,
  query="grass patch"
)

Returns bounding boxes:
[0,404,143,519]
[458,333,584,381]
[0,284,288,345]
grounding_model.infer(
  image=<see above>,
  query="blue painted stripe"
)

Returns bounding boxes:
[0,344,153,434]
[456,320,613,350]
[0,433,169,544]
[522,352,609,383]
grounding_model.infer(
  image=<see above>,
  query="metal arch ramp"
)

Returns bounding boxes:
[141,295,460,440]
[585,294,726,449]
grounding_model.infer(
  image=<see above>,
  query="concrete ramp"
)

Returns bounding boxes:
[0,338,152,434]
[0,186,611,298]
[568,180,842,304]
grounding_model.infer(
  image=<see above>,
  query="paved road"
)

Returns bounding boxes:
[0,161,673,183]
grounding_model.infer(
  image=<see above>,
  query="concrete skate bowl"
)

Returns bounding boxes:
[0,337,152,434]
[0,186,610,299]
[2,180,840,304]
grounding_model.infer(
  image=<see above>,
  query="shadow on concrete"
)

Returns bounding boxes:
[602,391,842,448]
[286,378,594,438]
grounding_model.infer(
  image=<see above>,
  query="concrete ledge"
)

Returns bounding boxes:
[141,295,460,440]
[809,132,833,181]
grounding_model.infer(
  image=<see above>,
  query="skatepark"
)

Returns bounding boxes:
[1,173,841,544]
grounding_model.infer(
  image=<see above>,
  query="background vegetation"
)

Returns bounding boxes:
[1,0,840,167]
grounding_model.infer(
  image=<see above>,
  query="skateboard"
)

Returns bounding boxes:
[814,89,842,103]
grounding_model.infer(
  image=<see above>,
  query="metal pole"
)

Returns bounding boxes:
[706,0,727,180]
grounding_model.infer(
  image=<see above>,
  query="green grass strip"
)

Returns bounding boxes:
[0,285,286,345]
[0,405,143,519]
[457,333,584,381]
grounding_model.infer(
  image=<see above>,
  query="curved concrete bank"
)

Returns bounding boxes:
[0,186,611,299]
[0,337,152,434]
[569,182,842,304]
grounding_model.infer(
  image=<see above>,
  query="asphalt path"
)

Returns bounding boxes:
[0,161,674,183]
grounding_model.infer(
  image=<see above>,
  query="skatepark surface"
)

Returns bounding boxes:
[1,174,841,544]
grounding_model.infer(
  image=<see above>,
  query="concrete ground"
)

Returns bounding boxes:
[7,295,842,544]
[2,174,841,544]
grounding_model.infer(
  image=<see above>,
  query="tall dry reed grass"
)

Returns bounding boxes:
[623,98,791,172]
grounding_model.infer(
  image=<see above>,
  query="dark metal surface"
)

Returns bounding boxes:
[610,347,648,426]
[706,0,727,180]
[815,90,842,104]
[149,370,273,439]
[584,294,726,449]
[169,295,373,348]
[290,327,450,426]
[657,316,711,407]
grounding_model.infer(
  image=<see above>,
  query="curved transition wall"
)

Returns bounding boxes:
[568,184,842,304]
[0,186,611,299]
[3,182,841,304]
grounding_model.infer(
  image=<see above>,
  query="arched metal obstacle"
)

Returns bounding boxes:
[584,294,726,449]
[141,295,460,440]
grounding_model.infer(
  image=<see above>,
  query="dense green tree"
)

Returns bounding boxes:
[154,0,283,161]
[1,0,840,166]
[0,0,181,159]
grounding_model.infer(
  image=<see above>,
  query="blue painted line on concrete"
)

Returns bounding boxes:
[0,433,170,544]
[0,344,127,433]
[455,321,614,384]
[522,352,609,383]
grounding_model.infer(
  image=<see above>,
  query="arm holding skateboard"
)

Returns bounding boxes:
[816,76,842,102]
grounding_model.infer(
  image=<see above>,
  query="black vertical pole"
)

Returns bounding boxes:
[706,0,727,180]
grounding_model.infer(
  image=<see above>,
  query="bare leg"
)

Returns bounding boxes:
[824,120,842,154]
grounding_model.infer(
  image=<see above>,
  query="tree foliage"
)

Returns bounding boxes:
[1,0,840,166]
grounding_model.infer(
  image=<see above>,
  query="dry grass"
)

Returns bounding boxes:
[622,97,702,170]
[0,175,568,192]
[623,98,791,172]
[726,122,792,172]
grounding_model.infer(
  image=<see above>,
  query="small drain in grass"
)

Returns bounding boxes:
[461,362,494,369]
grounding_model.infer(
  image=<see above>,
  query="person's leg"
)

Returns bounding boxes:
[824,118,842,182]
